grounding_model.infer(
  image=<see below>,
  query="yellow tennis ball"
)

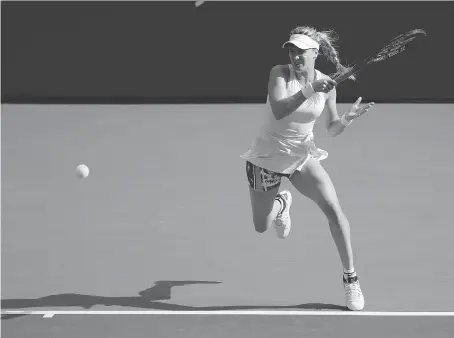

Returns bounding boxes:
[76,164,90,179]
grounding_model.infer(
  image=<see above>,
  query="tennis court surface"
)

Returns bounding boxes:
[2,103,454,337]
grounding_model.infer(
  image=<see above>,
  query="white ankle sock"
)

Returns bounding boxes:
[343,268,356,278]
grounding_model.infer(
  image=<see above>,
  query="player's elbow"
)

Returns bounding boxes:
[327,127,338,137]
[270,101,287,120]
[327,121,340,137]
[272,109,285,121]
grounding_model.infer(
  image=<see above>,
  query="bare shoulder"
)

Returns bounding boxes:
[269,64,290,81]
[268,64,290,103]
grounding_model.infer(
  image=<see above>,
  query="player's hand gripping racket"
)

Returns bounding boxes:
[333,29,427,84]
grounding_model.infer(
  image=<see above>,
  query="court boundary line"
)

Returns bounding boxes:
[3,310,454,319]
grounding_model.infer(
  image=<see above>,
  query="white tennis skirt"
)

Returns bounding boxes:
[240,130,328,175]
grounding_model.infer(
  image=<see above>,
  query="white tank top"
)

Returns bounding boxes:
[241,65,330,174]
[263,64,329,137]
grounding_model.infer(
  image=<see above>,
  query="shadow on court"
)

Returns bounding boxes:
[1,280,348,319]
[1,314,29,320]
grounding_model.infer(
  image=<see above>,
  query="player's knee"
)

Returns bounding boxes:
[320,201,348,226]
[252,217,269,233]
[255,225,267,234]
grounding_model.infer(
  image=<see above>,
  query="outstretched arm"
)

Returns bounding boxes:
[326,88,374,137]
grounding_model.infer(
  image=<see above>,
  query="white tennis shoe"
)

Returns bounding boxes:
[274,190,292,239]
[343,275,365,311]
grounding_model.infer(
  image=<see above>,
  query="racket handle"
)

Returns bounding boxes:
[333,70,355,84]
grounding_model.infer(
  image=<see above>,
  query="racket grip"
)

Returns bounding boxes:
[333,71,354,84]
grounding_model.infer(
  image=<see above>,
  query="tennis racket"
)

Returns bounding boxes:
[333,29,427,84]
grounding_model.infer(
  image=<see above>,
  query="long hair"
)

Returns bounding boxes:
[290,26,356,81]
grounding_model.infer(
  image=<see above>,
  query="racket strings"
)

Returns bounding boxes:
[374,36,420,62]
[332,29,426,83]
[378,29,426,54]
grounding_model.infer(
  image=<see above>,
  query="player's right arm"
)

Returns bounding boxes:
[268,65,310,121]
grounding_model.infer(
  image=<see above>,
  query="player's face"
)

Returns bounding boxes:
[287,44,318,72]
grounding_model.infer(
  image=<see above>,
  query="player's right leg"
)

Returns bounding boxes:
[246,161,291,237]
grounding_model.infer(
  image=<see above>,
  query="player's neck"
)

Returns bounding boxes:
[295,68,315,84]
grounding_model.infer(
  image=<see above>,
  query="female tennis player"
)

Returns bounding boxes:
[241,26,374,311]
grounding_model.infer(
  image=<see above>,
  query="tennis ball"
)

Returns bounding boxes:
[76,164,90,179]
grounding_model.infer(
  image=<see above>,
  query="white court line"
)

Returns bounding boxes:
[3,310,454,318]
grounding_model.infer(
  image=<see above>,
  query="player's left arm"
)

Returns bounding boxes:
[325,87,344,137]
[325,86,375,137]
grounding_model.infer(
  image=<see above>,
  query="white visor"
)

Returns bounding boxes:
[282,34,320,50]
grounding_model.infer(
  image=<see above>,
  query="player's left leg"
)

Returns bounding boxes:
[289,158,364,311]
